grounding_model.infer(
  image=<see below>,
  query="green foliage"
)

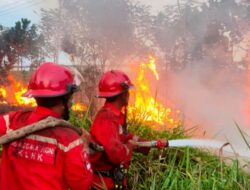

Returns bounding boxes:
[69,107,92,130]
[128,122,188,141]
[129,146,250,189]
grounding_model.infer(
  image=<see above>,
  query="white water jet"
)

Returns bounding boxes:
[168,139,250,159]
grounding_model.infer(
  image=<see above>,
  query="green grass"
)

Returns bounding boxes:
[71,112,250,190]
[128,124,250,190]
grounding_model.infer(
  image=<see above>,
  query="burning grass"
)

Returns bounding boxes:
[128,56,180,128]
[0,74,87,112]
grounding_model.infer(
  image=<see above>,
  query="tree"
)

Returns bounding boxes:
[0,19,44,85]
[153,0,249,71]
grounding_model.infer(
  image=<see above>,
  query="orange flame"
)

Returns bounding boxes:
[0,75,36,107]
[71,102,87,112]
[0,75,87,112]
[0,87,7,98]
[0,87,7,104]
[129,56,180,128]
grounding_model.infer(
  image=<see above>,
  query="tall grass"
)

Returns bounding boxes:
[235,122,250,150]
[128,124,250,190]
[70,112,250,190]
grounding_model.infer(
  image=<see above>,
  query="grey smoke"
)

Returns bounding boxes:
[161,60,249,148]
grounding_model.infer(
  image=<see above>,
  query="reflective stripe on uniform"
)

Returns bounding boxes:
[27,135,57,145]
[3,114,13,133]
[27,134,83,152]
[58,138,83,152]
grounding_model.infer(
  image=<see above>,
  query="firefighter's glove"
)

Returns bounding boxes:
[156,139,169,149]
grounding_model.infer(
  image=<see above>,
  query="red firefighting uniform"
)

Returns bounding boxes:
[90,102,149,190]
[0,106,93,190]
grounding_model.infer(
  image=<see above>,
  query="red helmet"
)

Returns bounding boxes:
[23,62,79,98]
[97,70,134,98]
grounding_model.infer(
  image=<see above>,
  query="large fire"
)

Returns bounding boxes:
[0,75,36,107]
[0,75,86,112]
[0,58,180,124]
[129,56,180,128]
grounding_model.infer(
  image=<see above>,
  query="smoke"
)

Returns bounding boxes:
[146,0,250,149]
[162,60,250,147]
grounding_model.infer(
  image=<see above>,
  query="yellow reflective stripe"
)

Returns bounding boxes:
[3,114,12,133]
[27,135,57,145]
[26,135,83,152]
[58,138,83,152]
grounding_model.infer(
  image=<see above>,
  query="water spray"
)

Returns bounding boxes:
[133,139,250,159]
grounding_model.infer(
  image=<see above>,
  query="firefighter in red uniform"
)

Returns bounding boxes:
[90,70,168,190]
[0,62,93,190]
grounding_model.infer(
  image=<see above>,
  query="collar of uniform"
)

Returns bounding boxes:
[104,102,122,117]
[33,106,61,119]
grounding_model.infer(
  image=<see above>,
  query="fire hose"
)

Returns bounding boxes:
[0,116,168,152]
[129,140,168,148]
[0,116,103,153]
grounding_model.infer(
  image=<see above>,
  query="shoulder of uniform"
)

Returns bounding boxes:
[96,108,117,120]
[0,110,32,135]
[51,126,82,146]
[9,110,32,128]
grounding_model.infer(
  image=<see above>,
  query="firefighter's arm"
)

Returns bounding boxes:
[126,130,168,150]
[125,132,168,153]
[124,133,150,154]
[63,137,93,190]
[128,135,151,155]
[92,120,133,165]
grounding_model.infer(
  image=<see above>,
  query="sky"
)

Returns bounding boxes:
[0,0,207,27]
[0,0,57,27]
